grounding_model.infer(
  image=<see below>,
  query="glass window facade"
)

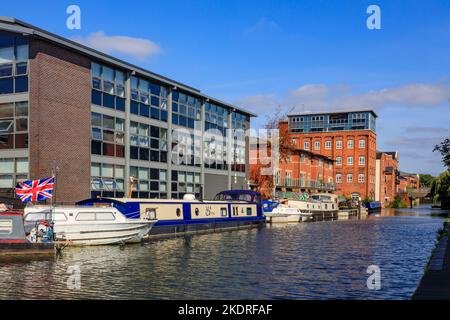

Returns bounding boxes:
[90,162,125,198]
[0,101,28,149]
[289,111,377,133]
[130,121,168,163]
[0,34,28,95]
[0,157,28,189]
[172,91,201,129]
[204,103,228,170]
[130,166,167,199]
[91,112,125,158]
[171,170,201,199]
[231,112,247,173]
[130,76,168,122]
[91,62,126,111]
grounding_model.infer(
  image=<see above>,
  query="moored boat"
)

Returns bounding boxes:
[76,190,265,239]
[0,210,54,256]
[284,193,339,221]
[264,205,313,223]
[365,201,382,214]
[23,205,157,246]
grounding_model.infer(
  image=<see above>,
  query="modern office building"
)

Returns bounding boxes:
[0,17,255,203]
[284,110,378,199]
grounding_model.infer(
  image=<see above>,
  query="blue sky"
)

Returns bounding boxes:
[2,0,450,175]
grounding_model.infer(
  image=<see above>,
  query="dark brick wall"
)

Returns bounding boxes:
[29,39,91,203]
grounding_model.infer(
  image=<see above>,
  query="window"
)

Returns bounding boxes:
[0,35,28,95]
[336,140,342,149]
[0,219,12,234]
[130,76,168,122]
[91,62,126,111]
[359,156,366,166]
[0,101,28,150]
[173,91,200,128]
[336,156,342,166]
[304,141,310,150]
[314,141,320,150]
[325,140,331,150]
[0,157,28,189]
[127,167,168,199]
[285,171,292,187]
[347,174,353,183]
[90,163,125,197]
[347,156,353,165]
[96,212,115,221]
[76,212,96,221]
[246,207,253,216]
[359,139,366,149]
[347,140,354,149]
[171,170,201,199]
[91,113,125,158]
[221,208,227,217]
[336,174,342,184]
[358,174,365,183]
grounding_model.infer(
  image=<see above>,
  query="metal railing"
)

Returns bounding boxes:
[276,178,336,191]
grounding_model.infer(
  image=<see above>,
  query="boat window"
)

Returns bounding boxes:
[24,212,47,221]
[96,212,115,221]
[176,208,181,217]
[76,212,96,221]
[53,213,67,221]
[220,208,227,217]
[325,204,328,209]
[0,219,13,234]
[194,208,199,216]
[246,208,252,216]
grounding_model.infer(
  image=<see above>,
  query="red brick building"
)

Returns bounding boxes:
[375,151,399,206]
[249,143,334,198]
[281,110,378,200]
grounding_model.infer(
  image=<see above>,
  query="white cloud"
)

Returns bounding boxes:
[72,31,161,60]
[335,83,450,109]
[238,82,450,117]
[245,17,280,34]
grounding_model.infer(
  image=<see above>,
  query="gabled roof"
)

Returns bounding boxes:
[0,16,256,117]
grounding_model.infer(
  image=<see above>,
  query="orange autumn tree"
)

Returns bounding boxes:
[249,106,294,199]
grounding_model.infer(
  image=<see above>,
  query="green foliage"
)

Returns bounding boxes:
[434,138,450,169]
[420,174,435,187]
[389,195,407,208]
[431,171,450,210]
[361,196,374,204]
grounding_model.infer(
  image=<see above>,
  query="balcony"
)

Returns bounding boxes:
[276,178,336,192]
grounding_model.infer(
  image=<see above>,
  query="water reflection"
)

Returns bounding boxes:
[0,206,446,300]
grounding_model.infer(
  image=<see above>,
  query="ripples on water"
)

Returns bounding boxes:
[0,207,445,300]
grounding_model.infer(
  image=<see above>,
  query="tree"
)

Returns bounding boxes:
[431,171,450,209]
[419,174,435,187]
[250,105,294,199]
[433,138,450,170]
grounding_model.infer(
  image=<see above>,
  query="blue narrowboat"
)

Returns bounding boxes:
[76,190,265,238]
[365,201,382,214]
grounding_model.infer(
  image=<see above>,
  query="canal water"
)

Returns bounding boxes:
[0,206,447,300]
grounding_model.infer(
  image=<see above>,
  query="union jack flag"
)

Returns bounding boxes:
[15,177,55,202]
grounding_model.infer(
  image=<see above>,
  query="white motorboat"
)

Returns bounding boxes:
[23,205,157,246]
[264,205,313,223]
[286,193,339,220]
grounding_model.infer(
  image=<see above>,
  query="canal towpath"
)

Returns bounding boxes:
[413,219,450,300]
